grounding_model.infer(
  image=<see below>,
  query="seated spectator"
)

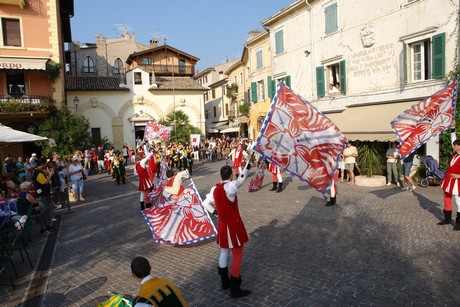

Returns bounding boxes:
[131,256,186,307]
[18,181,39,216]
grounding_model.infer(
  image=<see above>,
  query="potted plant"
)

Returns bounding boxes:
[355,142,386,187]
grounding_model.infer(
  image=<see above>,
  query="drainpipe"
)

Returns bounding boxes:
[305,0,315,101]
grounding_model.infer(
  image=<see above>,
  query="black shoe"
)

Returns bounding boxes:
[230,276,251,298]
[325,197,336,206]
[218,267,230,290]
[269,182,278,191]
[437,210,452,225]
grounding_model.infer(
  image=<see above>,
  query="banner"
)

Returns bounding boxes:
[190,134,200,147]
[391,79,457,159]
[248,159,266,192]
[252,83,347,196]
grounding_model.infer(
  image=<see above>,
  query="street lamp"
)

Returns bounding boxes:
[73,96,80,113]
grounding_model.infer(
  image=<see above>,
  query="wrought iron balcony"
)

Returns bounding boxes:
[0,95,55,116]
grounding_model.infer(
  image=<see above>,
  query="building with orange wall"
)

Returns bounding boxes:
[0,0,73,157]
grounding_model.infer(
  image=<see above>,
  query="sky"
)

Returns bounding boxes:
[70,0,295,72]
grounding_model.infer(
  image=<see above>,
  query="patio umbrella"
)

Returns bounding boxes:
[0,124,49,167]
[0,124,48,143]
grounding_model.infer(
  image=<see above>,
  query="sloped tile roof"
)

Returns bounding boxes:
[152,76,207,91]
[66,76,129,91]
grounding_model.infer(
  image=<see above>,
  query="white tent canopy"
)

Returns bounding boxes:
[0,124,48,143]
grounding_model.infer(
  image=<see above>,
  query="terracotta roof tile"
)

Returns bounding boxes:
[152,76,207,91]
[66,75,129,91]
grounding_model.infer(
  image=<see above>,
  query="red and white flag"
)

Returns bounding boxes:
[391,79,457,159]
[253,83,347,196]
[143,180,217,245]
[144,123,172,142]
[148,158,169,207]
[248,159,266,192]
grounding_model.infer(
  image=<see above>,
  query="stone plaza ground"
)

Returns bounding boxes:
[1,159,460,306]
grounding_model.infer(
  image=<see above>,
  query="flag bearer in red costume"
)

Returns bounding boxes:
[269,162,284,192]
[439,121,460,230]
[202,157,253,298]
[134,143,158,210]
[163,169,189,201]
[228,143,247,178]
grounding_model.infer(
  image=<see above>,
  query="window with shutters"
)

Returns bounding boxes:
[1,18,21,47]
[327,63,341,94]
[404,33,445,81]
[83,56,95,73]
[256,49,263,69]
[324,3,338,35]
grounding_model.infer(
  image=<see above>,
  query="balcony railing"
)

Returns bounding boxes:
[0,95,54,114]
[136,64,196,76]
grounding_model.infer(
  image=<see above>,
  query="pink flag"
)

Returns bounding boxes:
[248,160,266,192]
[144,123,172,141]
[253,83,347,196]
[391,79,457,159]
[143,181,217,245]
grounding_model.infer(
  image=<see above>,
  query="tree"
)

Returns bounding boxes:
[159,110,201,144]
[38,109,91,158]
[239,102,250,115]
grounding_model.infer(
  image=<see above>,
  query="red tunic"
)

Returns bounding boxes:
[136,162,153,191]
[214,182,248,248]
[441,153,460,195]
[233,149,244,173]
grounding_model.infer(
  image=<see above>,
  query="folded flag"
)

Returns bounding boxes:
[252,83,347,196]
[248,159,266,192]
[143,180,217,245]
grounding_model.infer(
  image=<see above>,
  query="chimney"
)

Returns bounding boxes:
[150,38,159,48]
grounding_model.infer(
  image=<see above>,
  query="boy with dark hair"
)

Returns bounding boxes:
[202,158,253,298]
[131,256,186,307]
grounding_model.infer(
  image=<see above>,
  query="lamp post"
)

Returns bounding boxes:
[73,96,80,114]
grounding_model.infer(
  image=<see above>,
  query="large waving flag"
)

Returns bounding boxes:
[248,159,266,192]
[253,83,347,196]
[143,181,217,245]
[391,79,457,159]
[144,123,172,142]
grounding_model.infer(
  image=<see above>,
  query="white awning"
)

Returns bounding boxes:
[0,57,48,70]
[220,127,240,134]
[325,101,416,141]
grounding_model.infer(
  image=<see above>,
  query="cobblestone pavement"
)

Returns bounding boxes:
[1,160,460,306]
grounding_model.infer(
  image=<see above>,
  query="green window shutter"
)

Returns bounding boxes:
[275,30,284,54]
[432,32,445,79]
[316,66,325,97]
[339,60,346,94]
[268,76,275,99]
[285,75,291,88]
[251,82,257,102]
[325,3,338,35]
[256,50,263,69]
[402,42,407,83]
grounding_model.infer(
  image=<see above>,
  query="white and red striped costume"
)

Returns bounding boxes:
[135,149,157,204]
[229,147,247,175]
[270,163,283,183]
